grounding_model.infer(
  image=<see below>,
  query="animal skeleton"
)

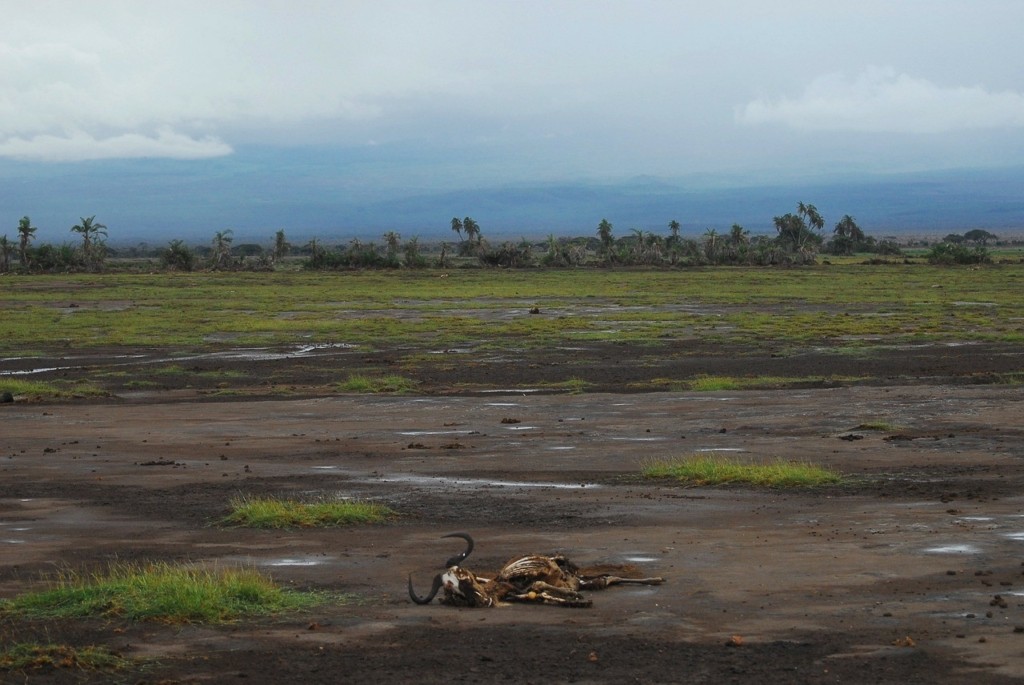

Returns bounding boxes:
[408,532,664,608]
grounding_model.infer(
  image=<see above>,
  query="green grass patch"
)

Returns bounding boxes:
[223,495,394,528]
[642,454,842,488]
[684,374,863,391]
[0,378,107,399]
[0,642,131,673]
[0,562,321,624]
[337,374,417,393]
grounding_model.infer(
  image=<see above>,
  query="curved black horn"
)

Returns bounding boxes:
[442,532,474,568]
[408,572,444,605]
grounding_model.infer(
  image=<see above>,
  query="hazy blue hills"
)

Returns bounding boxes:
[1,146,1022,245]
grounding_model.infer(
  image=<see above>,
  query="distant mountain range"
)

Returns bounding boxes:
[2,147,1022,245]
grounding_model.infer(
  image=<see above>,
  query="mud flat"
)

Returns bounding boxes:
[3,377,1024,683]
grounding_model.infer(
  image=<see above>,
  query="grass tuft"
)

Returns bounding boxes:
[0,562,321,624]
[0,643,131,672]
[223,495,394,528]
[0,378,106,399]
[642,454,842,488]
[337,374,417,393]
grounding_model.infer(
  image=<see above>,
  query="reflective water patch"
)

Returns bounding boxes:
[923,544,981,554]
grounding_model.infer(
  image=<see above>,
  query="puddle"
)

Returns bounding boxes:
[398,430,475,436]
[373,474,597,490]
[611,437,666,442]
[623,556,659,563]
[478,389,542,394]
[923,544,981,554]
[1002,532,1024,541]
[262,557,329,567]
[503,425,537,431]
[1,539,26,544]
[0,343,358,376]
[547,446,576,451]
[311,466,339,470]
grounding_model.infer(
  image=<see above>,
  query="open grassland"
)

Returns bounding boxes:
[1,265,1022,354]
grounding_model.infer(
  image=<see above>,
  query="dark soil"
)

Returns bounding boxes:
[2,341,1024,683]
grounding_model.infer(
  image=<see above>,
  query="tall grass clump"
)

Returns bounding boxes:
[643,454,841,488]
[0,562,319,624]
[223,495,394,528]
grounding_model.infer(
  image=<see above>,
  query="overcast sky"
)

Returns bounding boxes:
[4,1,1024,186]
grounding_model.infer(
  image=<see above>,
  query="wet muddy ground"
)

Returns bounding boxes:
[2,342,1024,683]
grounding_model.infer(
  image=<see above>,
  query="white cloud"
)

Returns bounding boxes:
[0,129,232,162]
[737,66,1024,134]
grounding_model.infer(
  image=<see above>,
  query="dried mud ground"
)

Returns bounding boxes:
[3,342,1024,684]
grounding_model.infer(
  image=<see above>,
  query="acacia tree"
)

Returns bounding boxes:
[17,216,36,268]
[70,215,107,269]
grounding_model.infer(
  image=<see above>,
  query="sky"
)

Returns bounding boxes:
[3,1,1024,240]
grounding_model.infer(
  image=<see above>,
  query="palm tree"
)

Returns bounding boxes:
[728,223,749,247]
[17,216,36,267]
[462,217,481,245]
[703,227,719,263]
[596,219,614,261]
[211,229,234,269]
[667,220,681,244]
[727,224,750,263]
[0,235,12,272]
[450,217,463,242]
[834,215,863,241]
[798,202,824,232]
[383,231,401,265]
[161,239,195,271]
[70,215,107,267]
[272,229,291,263]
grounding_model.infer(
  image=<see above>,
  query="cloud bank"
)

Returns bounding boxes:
[737,66,1024,134]
[0,129,232,162]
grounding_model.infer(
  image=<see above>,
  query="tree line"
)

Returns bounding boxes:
[0,204,1001,274]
